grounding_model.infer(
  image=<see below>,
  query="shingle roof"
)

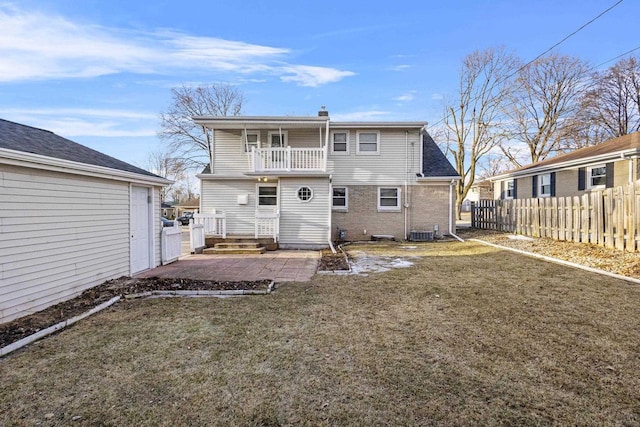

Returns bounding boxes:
[421,132,460,177]
[502,132,640,176]
[0,118,159,178]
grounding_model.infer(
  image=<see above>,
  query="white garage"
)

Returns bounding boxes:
[0,119,171,323]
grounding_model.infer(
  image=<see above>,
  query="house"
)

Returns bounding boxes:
[462,179,493,211]
[0,119,171,323]
[194,109,460,249]
[490,132,640,200]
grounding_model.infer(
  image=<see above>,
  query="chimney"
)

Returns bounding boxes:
[318,106,329,117]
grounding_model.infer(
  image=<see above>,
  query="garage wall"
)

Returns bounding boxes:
[0,165,131,323]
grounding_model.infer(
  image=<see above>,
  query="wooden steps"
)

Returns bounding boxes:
[202,241,266,255]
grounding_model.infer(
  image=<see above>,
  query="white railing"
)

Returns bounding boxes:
[161,220,182,264]
[255,210,280,242]
[250,147,325,172]
[193,212,227,237]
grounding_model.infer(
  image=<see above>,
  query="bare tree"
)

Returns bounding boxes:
[501,53,590,166]
[146,148,188,202]
[441,47,518,218]
[159,83,245,168]
[580,56,640,140]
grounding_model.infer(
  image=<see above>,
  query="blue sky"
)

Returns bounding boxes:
[1,0,637,168]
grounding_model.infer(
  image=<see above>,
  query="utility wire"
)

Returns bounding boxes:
[595,45,640,68]
[431,0,626,129]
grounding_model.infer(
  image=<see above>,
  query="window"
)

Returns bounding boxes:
[243,132,259,152]
[258,185,277,206]
[331,131,349,154]
[357,130,380,154]
[378,187,401,211]
[539,173,551,197]
[505,180,514,199]
[588,165,607,189]
[332,187,348,210]
[297,186,313,202]
[267,131,287,148]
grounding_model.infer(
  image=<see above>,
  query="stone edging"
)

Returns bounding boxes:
[469,238,640,285]
[0,281,276,358]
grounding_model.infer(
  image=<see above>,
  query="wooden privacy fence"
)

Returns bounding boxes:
[471,180,640,252]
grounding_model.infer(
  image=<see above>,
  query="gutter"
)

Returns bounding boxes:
[490,148,640,181]
[448,179,464,242]
[0,148,172,187]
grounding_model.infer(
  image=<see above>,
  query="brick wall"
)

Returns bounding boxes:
[331,183,452,241]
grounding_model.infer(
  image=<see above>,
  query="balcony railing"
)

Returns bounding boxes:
[250,147,326,172]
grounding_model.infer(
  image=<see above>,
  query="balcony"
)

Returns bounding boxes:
[249,146,326,172]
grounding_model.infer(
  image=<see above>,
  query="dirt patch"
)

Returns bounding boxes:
[317,249,350,271]
[0,276,270,348]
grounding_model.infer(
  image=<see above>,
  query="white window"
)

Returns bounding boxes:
[505,180,514,199]
[243,132,260,152]
[297,186,313,202]
[356,130,380,154]
[267,130,288,148]
[331,131,349,154]
[378,187,401,211]
[539,174,551,197]
[588,165,606,189]
[332,187,348,210]
[258,185,278,206]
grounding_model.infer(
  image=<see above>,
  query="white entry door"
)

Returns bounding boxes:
[131,186,151,273]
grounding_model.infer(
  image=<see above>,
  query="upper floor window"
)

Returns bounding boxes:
[588,165,606,189]
[539,173,551,197]
[356,131,380,155]
[268,131,288,148]
[331,131,349,154]
[378,187,401,211]
[243,132,260,152]
[332,187,348,210]
[505,180,514,199]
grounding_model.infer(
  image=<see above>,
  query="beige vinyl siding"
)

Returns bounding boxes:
[279,177,329,246]
[212,129,325,175]
[328,129,422,186]
[0,165,131,323]
[200,178,257,235]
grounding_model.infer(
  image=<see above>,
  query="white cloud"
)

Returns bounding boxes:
[331,110,391,121]
[0,5,354,87]
[394,91,417,103]
[0,107,157,137]
[279,65,356,87]
[389,64,412,71]
[431,93,444,101]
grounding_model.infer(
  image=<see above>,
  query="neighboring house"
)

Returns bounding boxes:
[490,132,640,200]
[161,202,177,219]
[462,179,493,211]
[174,198,200,218]
[0,119,171,323]
[194,109,460,248]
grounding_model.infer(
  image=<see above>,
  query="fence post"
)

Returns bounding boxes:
[471,201,476,228]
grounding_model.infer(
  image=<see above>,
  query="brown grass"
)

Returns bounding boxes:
[1,240,639,426]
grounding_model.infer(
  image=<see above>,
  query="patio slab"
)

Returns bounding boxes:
[136,250,321,282]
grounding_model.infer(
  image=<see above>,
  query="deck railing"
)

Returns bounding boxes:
[193,213,227,237]
[250,147,325,172]
[255,210,280,242]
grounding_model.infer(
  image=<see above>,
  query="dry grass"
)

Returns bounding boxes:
[1,240,639,426]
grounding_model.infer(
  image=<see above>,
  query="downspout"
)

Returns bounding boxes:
[404,131,408,240]
[449,179,464,242]
[328,175,336,253]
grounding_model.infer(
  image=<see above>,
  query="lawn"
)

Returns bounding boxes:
[1,240,639,426]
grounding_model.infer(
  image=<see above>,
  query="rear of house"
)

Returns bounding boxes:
[491,132,640,200]
[0,119,171,323]
[195,109,459,248]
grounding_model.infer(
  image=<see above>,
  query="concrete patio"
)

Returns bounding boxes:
[136,250,321,282]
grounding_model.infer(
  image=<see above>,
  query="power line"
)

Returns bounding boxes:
[430,0,626,129]
[595,45,640,68]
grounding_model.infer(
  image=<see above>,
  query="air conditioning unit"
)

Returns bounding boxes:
[410,231,434,242]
